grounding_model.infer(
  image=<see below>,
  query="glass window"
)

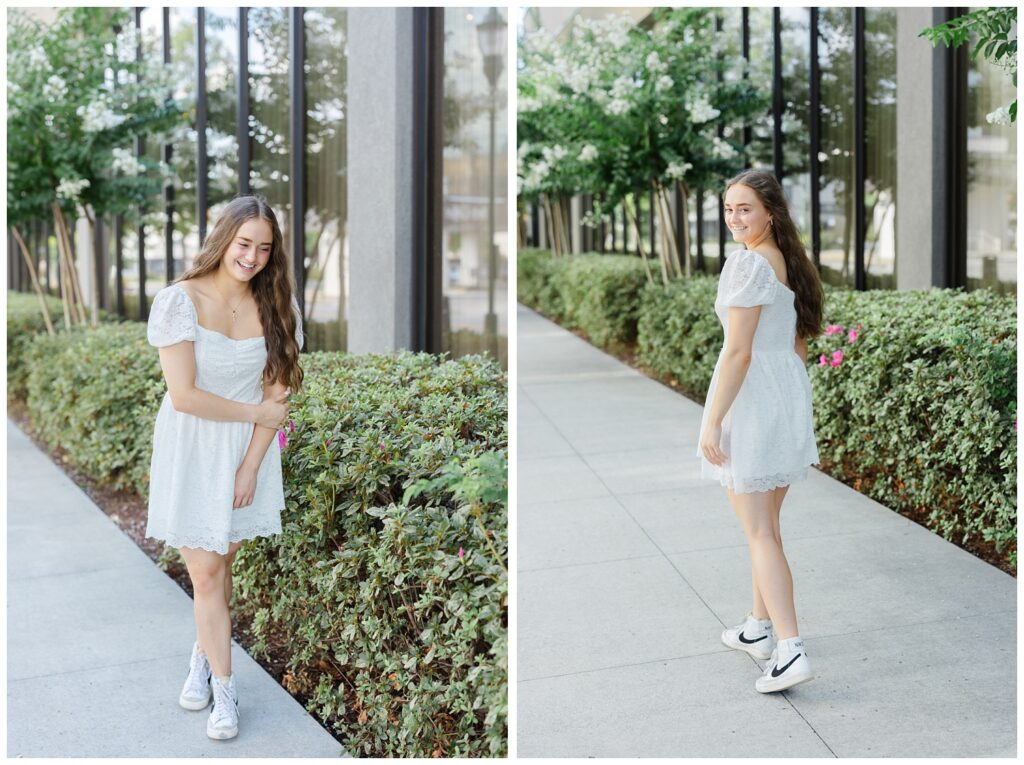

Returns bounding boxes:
[168,8,198,275]
[248,8,291,257]
[442,8,508,369]
[303,7,349,351]
[864,8,897,288]
[966,11,1016,293]
[746,8,774,170]
[781,7,811,254]
[139,7,167,298]
[205,9,240,225]
[817,7,855,287]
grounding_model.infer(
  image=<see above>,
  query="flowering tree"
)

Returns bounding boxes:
[7,7,186,328]
[518,8,769,281]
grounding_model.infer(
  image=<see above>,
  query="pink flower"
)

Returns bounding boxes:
[847,329,858,344]
[458,547,465,559]
[825,324,844,336]
[288,419,295,433]
[818,354,828,367]
[278,430,288,449]
[326,438,333,447]
[830,349,844,367]
[379,442,386,451]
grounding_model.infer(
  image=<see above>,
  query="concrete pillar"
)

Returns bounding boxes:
[346,8,414,353]
[895,7,950,290]
[570,195,582,254]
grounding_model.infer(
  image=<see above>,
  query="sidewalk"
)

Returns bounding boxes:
[6,419,346,757]
[516,304,1016,758]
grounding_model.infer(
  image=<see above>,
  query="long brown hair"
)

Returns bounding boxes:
[177,194,304,391]
[724,169,824,341]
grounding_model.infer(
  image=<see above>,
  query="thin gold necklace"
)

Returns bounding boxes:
[212,280,247,322]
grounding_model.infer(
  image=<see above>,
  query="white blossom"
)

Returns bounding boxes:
[578,144,598,162]
[206,128,238,160]
[666,160,693,181]
[541,144,568,163]
[77,99,128,132]
[659,114,669,125]
[711,135,737,159]
[687,93,721,123]
[985,104,1012,125]
[608,98,631,116]
[111,147,145,176]
[645,51,667,75]
[610,75,633,99]
[655,75,674,93]
[56,176,90,201]
[26,45,50,70]
[42,74,67,101]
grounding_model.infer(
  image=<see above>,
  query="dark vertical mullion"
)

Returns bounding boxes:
[741,8,751,159]
[44,220,52,293]
[115,215,124,316]
[809,7,821,270]
[853,7,866,291]
[95,217,107,309]
[196,8,208,246]
[162,8,174,283]
[134,7,148,319]
[716,10,726,269]
[695,188,705,272]
[238,8,250,195]
[648,190,655,258]
[530,202,539,247]
[411,8,444,352]
[288,7,306,317]
[772,7,783,181]
[947,7,968,289]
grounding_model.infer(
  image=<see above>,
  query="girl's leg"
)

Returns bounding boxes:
[726,485,799,640]
[751,485,789,619]
[180,546,232,679]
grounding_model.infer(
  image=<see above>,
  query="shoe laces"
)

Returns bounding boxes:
[210,677,238,728]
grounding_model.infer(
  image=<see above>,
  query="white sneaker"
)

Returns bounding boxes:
[721,611,776,660]
[755,636,814,693]
[178,642,212,710]
[207,673,239,740]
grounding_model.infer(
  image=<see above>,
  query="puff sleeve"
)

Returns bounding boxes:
[719,250,778,308]
[291,295,305,351]
[147,285,197,347]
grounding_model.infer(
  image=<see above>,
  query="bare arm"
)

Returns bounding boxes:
[794,334,808,364]
[240,373,289,472]
[158,341,287,428]
[705,305,760,427]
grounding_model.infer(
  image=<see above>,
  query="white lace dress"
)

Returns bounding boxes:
[695,248,820,494]
[144,283,303,553]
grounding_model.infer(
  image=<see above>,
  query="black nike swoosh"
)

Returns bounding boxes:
[738,630,767,644]
[771,653,802,677]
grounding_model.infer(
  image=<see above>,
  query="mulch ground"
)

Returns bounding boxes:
[6,400,346,752]
[556,319,1015,577]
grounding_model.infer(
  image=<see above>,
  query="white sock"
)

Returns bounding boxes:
[777,636,805,656]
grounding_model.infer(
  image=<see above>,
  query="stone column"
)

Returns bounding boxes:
[346,8,414,353]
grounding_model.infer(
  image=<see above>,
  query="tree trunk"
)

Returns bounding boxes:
[11,225,56,335]
[623,195,655,286]
[653,181,683,280]
[51,202,87,326]
[678,181,692,278]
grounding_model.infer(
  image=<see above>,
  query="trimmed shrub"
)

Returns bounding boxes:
[520,247,1017,569]
[13,316,508,756]
[7,290,65,400]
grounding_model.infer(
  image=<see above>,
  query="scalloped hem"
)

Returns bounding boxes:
[145,527,282,555]
[702,464,813,494]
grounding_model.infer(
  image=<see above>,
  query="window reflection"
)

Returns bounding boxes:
[442,8,508,369]
[864,8,896,287]
[168,8,198,275]
[205,9,240,225]
[781,7,811,253]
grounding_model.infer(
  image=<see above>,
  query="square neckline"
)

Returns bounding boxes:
[742,248,793,294]
[169,283,265,343]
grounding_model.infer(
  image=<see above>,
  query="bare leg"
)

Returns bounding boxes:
[180,546,232,679]
[751,485,788,620]
[222,541,243,614]
[726,485,799,640]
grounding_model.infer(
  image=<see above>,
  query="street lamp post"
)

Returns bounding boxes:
[476,7,506,339]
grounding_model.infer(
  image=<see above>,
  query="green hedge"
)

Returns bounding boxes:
[7,290,68,400]
[519,248,1017,569]
[11,311,508,757]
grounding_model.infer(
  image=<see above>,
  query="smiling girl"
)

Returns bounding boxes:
[145,194,304,739]
[695,169,823,693]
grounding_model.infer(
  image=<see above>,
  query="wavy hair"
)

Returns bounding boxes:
[725,169,824,341]
[176,194,304,391]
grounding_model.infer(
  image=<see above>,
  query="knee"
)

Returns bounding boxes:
[190,561,227,595]
[747,525,780,545]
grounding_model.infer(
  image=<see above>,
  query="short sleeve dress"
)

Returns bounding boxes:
[144,283,304,554]
[695,248,820,494]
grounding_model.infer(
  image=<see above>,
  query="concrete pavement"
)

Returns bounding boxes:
[516,303,1016,758]
[6,419,347,757]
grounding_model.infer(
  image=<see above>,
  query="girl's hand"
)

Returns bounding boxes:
[255,389,290,429]
[700,424,727,467]
[234,463,258,509]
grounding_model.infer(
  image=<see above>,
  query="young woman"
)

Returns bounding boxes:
[695,169,823,693]
[145,194,304,739]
